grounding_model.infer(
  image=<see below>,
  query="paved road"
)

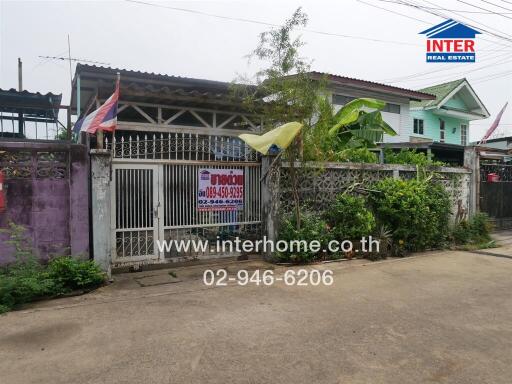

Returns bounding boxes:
[1,250,512,384]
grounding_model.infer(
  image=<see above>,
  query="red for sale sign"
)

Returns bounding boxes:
[197,168,244,211]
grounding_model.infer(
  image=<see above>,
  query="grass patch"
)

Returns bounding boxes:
[0,222,105,314]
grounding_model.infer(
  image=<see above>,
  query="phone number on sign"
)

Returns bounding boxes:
[203,269,334,286]
[204,186,243,199]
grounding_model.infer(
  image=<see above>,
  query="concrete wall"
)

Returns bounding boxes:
[277,161,473,223]
[0,141,89,264]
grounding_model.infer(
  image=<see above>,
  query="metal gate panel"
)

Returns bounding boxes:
[162,162,261,259]
[109,131,262,264]
[111,164,160,263]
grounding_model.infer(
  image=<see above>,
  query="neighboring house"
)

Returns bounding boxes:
[474,135,512,151]
[410,78,489,146]
[306,72,435,143]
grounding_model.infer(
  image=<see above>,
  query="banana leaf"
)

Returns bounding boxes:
[328,98,387,137]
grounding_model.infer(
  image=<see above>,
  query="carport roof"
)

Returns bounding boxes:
[70,64,252,114]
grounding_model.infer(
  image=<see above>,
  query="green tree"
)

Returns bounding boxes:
[235,7,323,229]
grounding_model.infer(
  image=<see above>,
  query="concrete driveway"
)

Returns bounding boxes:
[1,249,512,384]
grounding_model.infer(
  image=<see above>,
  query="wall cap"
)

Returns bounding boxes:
[90,149,111,156]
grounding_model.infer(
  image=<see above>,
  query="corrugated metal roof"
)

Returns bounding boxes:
[410,78,466,109]
[72,65,436,109]
[123,82,235,100]
[75,64,237,90]
[308,71,436,101]
[0,88,62,117]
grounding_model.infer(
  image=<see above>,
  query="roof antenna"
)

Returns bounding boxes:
[39,35,110,86]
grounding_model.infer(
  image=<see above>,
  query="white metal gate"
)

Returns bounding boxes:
[111,164,160,263]
[109,132,262,265]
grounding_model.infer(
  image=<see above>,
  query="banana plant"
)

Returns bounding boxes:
[328,98,397,147]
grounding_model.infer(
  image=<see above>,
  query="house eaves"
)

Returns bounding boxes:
[70,64,256,114]
[306,71,436,102]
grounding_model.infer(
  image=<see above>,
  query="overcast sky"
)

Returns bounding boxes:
[1,0,511,141]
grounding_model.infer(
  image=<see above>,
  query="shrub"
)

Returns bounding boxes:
[384,149,445,166]
[47,257,105,291]
[0,223,105,313]
[0,266,57,313]
[452,213,492,245]
[336,147,378,163]
[324,194,376,240]
[277,211,331,263]
[369,178,451,251]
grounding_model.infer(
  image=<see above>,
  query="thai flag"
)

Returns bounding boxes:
[74,79,120,134]
[480,102,508,144]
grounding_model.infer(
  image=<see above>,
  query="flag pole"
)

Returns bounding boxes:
[96,73,120,150]
[97,98,104,150]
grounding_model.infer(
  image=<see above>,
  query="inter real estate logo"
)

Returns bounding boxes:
[420,19,481,63]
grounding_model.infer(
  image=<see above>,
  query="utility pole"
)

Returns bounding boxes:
[17,58,22,91]
[17,58,23,135]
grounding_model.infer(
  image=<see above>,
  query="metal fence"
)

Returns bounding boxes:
[109,132,262,264]
[106,131,260,162]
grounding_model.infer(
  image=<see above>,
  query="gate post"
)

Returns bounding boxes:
[90,149,112,276]
[464,147,479,216]
[261,155,280,259]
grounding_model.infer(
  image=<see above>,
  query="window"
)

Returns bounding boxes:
[413,118,424,135]
[439,119,445,143]
[332,94,355,105]
[461,124,468,146]
[382,103,401,114]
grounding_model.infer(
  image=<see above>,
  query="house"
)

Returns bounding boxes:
[306,72,436,143]
[70,64,263,269]
[474,135,512,151]
[409,78,489,146]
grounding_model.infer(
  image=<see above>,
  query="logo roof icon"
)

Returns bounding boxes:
[419,19,481,39]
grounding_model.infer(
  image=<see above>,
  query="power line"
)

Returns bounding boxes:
[419,0,512,38]
[399,0,512,43]
[380,47,509,80]
[355,0,512,87]
[404,59,512,86]
[356,0,430,22]
[372,0,512,13]
[125,0,425,47]
[479,0,512,12]
[367,0,512,48]
[381,51,512,83]
[472,69,512,83]
[417,0,512,49]
[456,0,512,19]
[390,54,512,88]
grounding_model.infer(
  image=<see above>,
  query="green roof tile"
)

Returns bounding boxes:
[411,78,466,109]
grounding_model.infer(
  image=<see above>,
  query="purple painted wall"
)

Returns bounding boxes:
[0,141,89,264]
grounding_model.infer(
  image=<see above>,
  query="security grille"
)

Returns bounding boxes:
[110,132,261,264]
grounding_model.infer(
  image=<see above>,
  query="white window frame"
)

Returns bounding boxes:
[439,119,445,143]
[461,123,468,146]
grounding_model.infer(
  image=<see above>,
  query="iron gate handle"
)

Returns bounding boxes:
[154,201,161,218]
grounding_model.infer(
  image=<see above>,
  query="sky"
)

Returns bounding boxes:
[0,0,511,141]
